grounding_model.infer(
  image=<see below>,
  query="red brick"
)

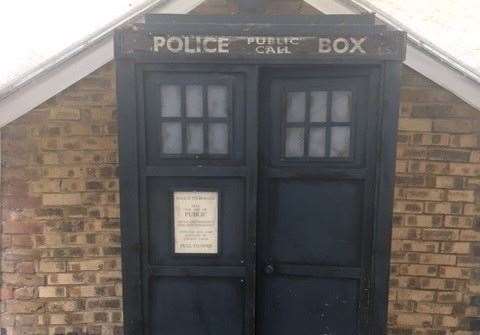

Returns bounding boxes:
[16,262,35,274]
[0,286,14,300]
[3,223,43,234]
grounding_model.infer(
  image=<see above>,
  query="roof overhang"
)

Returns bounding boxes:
[306,0,480,110]
[0,0,204,128]
[0,0,478,128]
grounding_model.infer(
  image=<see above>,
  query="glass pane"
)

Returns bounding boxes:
[208,123,229,154]
[286,92,306,123]
[332,91,352,122]
[309,127,326,157]
[186,85,203,117]
[160,85,181,117]
[310,91,328,122]
[186,123,204,154]
[161,122,182,154]
[331,126,351,158]
[208,86,228,118]
[285,127,305,157]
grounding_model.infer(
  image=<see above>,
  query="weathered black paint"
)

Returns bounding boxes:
[115,15,406,335]
[116,25,405,61]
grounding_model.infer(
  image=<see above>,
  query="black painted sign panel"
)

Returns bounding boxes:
[153,35,369,55]
[116,27,406,61]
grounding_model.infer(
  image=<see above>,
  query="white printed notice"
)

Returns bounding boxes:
[173,191,219,254]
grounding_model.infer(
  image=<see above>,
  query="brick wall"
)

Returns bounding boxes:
[389,67,480,334]
[0,63,122,335]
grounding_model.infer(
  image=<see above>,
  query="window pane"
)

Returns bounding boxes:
[332,91,352,122]
[331,126,351,158]
[309,127,326,157]
[186,85,203,117]
[208,123,228,154]
[161,122,182,154]
[286,92,306,123]
[160,85,181,117]
[310,91,327,122]
[186,123,204,154]
[285,127,305,157]
[208,85,228,118]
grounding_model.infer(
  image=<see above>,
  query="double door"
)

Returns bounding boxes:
[119,64,395,334]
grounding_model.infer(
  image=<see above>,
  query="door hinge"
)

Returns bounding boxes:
[361,286,371,323]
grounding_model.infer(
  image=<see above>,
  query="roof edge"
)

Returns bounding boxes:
[306,0,480,110]
[337,0,480,85]
[0,0,171,102]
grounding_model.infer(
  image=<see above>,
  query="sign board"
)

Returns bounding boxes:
[116,27,406,61]
[151,35,368,56]
[173,191,219,254]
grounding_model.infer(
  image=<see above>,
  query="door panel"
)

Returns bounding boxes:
[257,67,380,335]
[260,276,359,335]
[150,276,244,335]
[271,179,363,267]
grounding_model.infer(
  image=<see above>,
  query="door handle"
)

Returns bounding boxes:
[264,264,275,275]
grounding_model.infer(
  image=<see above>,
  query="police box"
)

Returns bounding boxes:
[115,14,406,335]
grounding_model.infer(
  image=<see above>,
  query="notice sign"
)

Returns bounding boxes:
[173,191,219,254]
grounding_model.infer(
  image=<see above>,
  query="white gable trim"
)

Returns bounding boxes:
[0,0,203,128]
[0,38,112,128]
[405,45,480,110]
[1,0,479,128]
[149,0,205,15]
[304,0,355,14]
[306,0,480,110]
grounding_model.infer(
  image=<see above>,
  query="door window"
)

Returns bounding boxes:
[284,90,352,159]
[143,71,245,166]
[155,83,230,156]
